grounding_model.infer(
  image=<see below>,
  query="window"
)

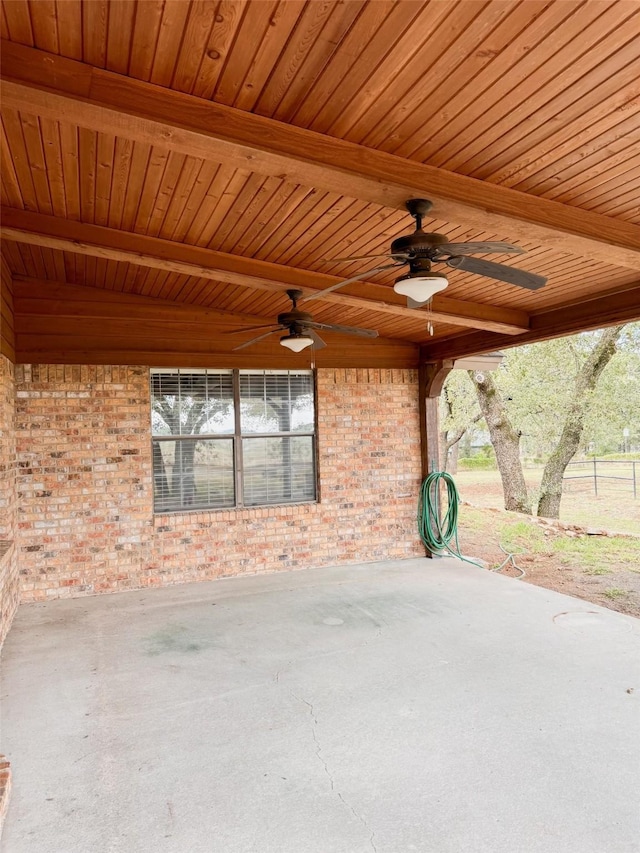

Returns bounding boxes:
[151,369,316,513]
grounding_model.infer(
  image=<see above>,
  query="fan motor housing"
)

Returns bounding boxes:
[391,231,449,259]
[278,310,314,326]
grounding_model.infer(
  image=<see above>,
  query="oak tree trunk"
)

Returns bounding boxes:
[537,326,623,518]
[448,441,460,475]
[439,429,449,472]
[470,371,532,514]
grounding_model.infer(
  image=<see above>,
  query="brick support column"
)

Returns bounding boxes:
[0,356,18,646]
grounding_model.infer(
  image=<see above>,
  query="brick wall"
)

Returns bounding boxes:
[0,356,19,644]
[15,365,424,601]
[15,365,152,600]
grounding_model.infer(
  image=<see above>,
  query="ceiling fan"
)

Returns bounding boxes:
[228,288,379,352]
[300,198,547,308]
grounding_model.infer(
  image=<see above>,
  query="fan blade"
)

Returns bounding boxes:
[299,263,405,303]
[446,255,547,290]
[225,324,279,334]
[310,321,378,338]
[308,330,327,350]
[232,328,283,351]
[437,241,525,256]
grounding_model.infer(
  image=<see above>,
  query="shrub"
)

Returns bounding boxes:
[598,452,640,461]
[457,456,497,471]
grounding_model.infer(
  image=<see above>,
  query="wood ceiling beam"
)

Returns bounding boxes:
[12,278,291,326]
[1,208,530,336]
[421,284,640,362]
[11,280,419,370]
[2,40,640,271]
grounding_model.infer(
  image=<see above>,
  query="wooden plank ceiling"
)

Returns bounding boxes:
[1,0,639,368]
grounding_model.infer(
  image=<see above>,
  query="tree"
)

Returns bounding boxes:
[151,373,234,507]
[153,385,230,504]
[469,370,532,513]
[440,322,636,518]
[439,370,482,472]
[496,325,638,460]
[580,325,640,453]
[536,325,624,517]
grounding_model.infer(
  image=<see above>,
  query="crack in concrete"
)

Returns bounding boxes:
[293,692,377,853]
[351,603,390,648]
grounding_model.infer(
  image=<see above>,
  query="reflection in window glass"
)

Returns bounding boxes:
[152,438,235,512]
[151,370,234,436]
[151,369,316,512]
[240,371,314,434]
[242,436,315,506]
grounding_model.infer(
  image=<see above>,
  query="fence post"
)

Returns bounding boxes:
[634,461,637,500]
[593,457,598,496]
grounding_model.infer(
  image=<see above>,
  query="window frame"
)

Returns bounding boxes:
[150,368,318,514]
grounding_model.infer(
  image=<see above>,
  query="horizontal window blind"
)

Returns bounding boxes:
[242,436,316,506]
[151,369,316,512]
[239,371,314,434]
[151,370,234,436]
[152,438,235,512]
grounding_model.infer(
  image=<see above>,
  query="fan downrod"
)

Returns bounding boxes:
[405,198,433,230]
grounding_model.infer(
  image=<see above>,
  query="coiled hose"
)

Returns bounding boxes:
[417,471,482,567]
[418,471,460,552]
[417,471,525,575]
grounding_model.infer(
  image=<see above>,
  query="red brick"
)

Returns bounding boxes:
[0,357,19,645]
[7,364,423,602]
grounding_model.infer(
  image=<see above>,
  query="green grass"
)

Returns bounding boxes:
[602,588,629,600]
[453,468,640,535]
[458,505,640,572]
[455,504,639,617]
[497,520,546,554]
[548,533,639,569]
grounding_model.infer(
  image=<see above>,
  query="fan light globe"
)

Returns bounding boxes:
[393,273,448,303]
[280,333,314,352]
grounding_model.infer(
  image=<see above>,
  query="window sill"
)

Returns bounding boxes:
[153,501,318,523]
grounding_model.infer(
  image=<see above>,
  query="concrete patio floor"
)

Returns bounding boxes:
[2,558,639,853]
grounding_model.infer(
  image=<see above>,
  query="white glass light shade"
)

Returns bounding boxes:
[280,333,314,352]
[393,274,448,303]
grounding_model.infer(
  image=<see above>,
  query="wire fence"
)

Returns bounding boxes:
[563,459,638,499]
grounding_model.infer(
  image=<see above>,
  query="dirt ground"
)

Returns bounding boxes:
[448,473,640,619]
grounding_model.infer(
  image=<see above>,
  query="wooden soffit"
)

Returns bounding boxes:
[3,40,640,272]
[1,208,530,336]
[422,282,640,361]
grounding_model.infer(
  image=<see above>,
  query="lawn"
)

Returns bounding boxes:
[454,468,640,535]
[443,470,640,619]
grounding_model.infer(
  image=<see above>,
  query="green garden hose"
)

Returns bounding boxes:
[417,471,526,575]
[417,471,482,567]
